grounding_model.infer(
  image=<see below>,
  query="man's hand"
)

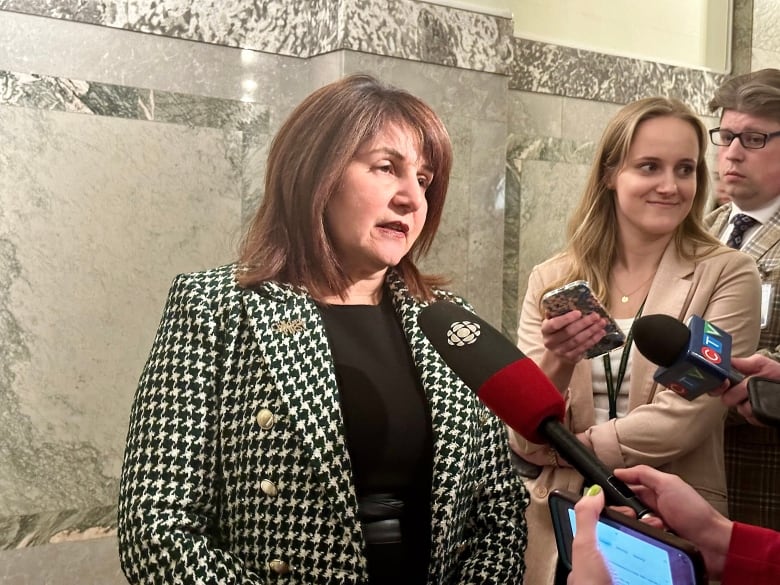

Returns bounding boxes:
[709,354,780,425]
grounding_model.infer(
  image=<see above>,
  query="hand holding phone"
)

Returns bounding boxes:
[747,376,780,427]
[549,489,707,585]
[541,280,626,359]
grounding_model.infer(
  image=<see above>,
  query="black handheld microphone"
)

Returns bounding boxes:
[634,314,780,427]
[632,314,743,401]
[418,301,652,519]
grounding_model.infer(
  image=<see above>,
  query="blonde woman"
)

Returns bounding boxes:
[512,97,761,585]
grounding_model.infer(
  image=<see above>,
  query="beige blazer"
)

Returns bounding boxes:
[515,241,761,585]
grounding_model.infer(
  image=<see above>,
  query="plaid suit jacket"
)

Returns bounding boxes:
[118,265,528,584]
[708,204,780,353]
[706,203,780,530]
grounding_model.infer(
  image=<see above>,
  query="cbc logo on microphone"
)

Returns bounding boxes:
[447,321,481,347]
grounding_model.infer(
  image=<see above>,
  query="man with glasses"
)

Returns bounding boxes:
[705,68,780,531]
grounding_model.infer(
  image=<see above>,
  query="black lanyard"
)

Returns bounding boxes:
[602,299,646,420]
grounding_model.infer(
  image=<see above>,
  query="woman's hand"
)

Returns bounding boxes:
[542,311,607,364]
[538,311,607,391]
[568,485,613,585]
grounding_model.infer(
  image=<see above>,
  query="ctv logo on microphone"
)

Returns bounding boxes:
[652,315,734,401]
[698,321,724,365]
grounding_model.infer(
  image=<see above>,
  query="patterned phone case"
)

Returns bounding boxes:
[541,280,626,359]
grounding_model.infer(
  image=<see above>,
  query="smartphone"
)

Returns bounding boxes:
[549,489,707,585]
[541,280,626,359]
[747,376,780,427]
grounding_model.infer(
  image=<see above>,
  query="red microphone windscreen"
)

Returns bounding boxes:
[418,301,566,444]
[479,358,566,444]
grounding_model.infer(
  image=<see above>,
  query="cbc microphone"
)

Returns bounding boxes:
[418,300,652,519]
[632,314,743,400]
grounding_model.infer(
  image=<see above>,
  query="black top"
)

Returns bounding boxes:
[320,292,432,584]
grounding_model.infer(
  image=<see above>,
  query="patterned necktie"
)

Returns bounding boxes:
[726,214,759,249]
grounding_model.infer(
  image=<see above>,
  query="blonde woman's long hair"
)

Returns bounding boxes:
[548,97,720,308]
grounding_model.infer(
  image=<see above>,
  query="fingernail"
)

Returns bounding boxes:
[586,484,602,497]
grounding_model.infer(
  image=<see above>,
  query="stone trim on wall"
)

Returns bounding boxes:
[0,0,731,112]
[0,70,268,132]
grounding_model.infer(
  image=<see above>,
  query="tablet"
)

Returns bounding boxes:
[549,489,707,585]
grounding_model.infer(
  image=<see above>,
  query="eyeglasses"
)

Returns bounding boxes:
[709,127,780,149]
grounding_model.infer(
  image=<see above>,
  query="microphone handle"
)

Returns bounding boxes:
[540,419,653,519]
[727,369,745,385]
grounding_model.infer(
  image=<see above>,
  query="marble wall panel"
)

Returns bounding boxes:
[751,0,780,75]
[748,0,778,69]
[0,535,124,585]
[731,0,754,74]
[561,98,621,144]
[752,48,780,71]
[0,101,243,547]
[342,0,513,73]
[504,91,562,337]
[507,90,563,139]
[0,34,275,561]
[464,116,508,319]
[503,140,592,338]
[701,113,723,195]
[428,121,471,302]
[2,0,741,115]
[753,0,780,57]
[503,92,606,338]
[0,11,312,123]
[515,157,589,311]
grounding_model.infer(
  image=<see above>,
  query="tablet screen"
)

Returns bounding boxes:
[567,508,698,585]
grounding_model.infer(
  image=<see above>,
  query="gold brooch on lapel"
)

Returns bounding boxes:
[274,319,305,335]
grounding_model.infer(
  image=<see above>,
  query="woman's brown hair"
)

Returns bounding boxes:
[237,74,453,301]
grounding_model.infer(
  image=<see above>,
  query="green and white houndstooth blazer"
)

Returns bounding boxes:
[118,264,528,584]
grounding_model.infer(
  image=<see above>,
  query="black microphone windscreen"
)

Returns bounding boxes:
[418,300,523,391]
[632,314,689,367]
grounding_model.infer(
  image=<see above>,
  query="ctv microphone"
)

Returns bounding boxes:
[632,314,743,401]
[418,301,652,519]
